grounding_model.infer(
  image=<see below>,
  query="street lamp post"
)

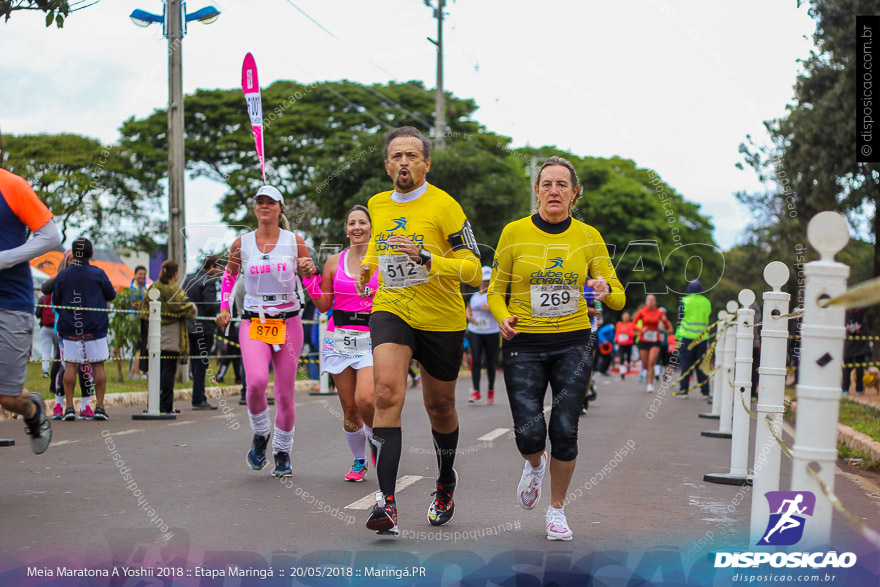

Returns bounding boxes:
[131,1,220,280]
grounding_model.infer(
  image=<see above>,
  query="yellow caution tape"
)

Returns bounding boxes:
[824,276,880,309]
[806,466,880,549]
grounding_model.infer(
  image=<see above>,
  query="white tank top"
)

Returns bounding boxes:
[240,229,301,314]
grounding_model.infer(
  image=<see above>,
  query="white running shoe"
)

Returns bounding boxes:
[546,507,573,541]
[646,383,655,393]
[516,453,546,510]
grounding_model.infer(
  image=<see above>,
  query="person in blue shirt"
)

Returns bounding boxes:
[596,321,616,376]
[53,237,116,421]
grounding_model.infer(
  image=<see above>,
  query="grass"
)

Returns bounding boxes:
[838,397,880,442]
[24,357,318,399]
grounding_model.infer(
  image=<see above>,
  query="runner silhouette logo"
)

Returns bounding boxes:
[757,491,816,546]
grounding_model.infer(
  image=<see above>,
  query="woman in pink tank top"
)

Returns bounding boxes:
[300,205,378,483]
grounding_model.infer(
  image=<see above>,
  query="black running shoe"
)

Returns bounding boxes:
[272,451,292,477]
[247,434,270,470]
[427,468,457,526]
[92,406,109,421]
[62,407,76,421]
[24,392,51,454]
[366,493,398,535]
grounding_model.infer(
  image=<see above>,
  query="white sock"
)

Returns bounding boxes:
[80,396,91,411]
[548,505,564,516]
[248,408,271,437]
[55,393,64,406]
[654,364,661,377]
[345,429,367,461]
[272,425,294,455]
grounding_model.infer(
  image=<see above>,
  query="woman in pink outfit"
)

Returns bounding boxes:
[299,205,378,482]
[216,186,310,478]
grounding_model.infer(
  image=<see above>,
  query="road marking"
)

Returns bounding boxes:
[52,440,80,447]
[478,428,510,442]
[113,429,146,436]
[345,475,424,510]
[166,420,194,426]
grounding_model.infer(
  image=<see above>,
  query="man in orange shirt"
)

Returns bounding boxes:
[0,166,62,453]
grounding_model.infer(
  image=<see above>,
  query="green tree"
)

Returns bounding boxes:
[0,0,97,27]
[4,133,163,249]
[119,80,524,253]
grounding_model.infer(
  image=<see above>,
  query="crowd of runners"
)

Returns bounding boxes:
[2,126,719,543]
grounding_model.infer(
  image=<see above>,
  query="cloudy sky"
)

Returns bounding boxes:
[1,0,817,259]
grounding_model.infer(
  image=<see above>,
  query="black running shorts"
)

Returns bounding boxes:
[370,311,464,382]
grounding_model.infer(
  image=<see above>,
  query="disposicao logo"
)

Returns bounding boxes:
[713,490,857,570]
[758,491,815,546]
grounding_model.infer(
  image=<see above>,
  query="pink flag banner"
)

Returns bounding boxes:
[241,52,266,183]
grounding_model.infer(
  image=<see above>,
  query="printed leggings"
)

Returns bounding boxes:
[502,343,592,462]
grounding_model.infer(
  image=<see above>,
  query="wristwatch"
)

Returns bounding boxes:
[416,248,432,266]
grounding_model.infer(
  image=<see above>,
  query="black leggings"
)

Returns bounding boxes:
[619,344,633,367]
[468,331,499,392]
[843,354,870,393]
[503,344,591,462]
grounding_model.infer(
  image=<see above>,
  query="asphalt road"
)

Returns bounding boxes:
[1,371,878,584]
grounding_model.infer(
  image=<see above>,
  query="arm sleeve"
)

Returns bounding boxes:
[587,237,625,311]
[428,210,480,286]
[487,227,513,322]
[0,218,62,271]
[220,267,238,310]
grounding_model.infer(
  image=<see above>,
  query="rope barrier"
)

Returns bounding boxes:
[764,407,880,548]
[34,304,320,324]
[822,275,880,309]
[807,466,880,548]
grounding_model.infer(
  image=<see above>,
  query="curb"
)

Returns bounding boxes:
[789,399,880,462]
[0,380,320,421]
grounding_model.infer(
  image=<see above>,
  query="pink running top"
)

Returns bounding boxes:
[327,248,377,333]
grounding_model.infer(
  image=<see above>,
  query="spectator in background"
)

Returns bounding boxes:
[673,280,712,398]
[53,237,116,421]
[183,255,222,410]
[843,307,872,396]
[129,265,150,378]
[41,250,95,419]
[36,290,56,377]
[144,260,196,415]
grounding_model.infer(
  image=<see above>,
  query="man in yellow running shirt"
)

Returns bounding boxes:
[357,127,481,534]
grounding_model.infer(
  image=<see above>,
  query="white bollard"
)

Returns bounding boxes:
[133,288,176,420]
[790,212,850,550]
[749,261,791,545]
[703,301,738,438]
[705,290,755,485]
[700,310,728,419]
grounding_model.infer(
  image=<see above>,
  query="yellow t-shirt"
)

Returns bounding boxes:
[363,183,481,331]
[487,216,625,333]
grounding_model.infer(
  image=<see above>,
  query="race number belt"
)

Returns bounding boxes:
[242,309,300,321]
[379,254,428,289]
[642,329,659,342]
[249,318,286,345]
[530,284,578,318]
[617,333,630,344]
[333,309,371,328]
[332,328,371,356]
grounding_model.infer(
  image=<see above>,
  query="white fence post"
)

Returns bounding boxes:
[790,212,850,550]
[703,301,738,438]
[749,261,791,545]
[133,288,176,420]
[700,310,728,420]
[705,290,756,485]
